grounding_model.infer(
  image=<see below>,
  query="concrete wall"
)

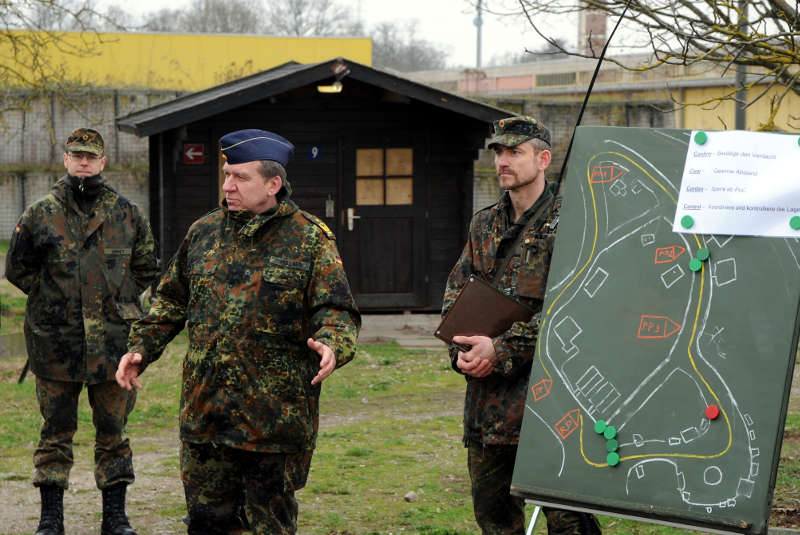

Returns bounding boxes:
[0,88,175,238]
[0,169,149,238]
[471,99,675,212]
[0,89,180,166]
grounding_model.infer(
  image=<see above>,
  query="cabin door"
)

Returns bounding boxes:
[339,142,427,310]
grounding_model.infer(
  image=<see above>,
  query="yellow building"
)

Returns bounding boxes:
[3,31,371,91]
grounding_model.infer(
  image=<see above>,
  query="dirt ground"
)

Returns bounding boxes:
[0,430,186,534]
[0,390,468,534]
[0,314,448,534]
[3,321,800,534]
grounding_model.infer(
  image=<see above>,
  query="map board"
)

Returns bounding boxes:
[511,126,800,535]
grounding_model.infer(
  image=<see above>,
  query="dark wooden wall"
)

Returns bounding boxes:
[149,79,491,310]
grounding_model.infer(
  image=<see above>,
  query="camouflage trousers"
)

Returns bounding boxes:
[34,376,136,490]
[467,442,601,535]
[181,441,313,535]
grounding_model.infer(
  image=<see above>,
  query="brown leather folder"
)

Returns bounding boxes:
[434,275,535,347]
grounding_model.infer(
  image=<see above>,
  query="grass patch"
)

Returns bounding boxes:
[0,278,26,335]
[1,338,800,533]
[786,412,800,433]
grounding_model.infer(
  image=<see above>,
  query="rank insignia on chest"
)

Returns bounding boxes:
[268,256,310,271]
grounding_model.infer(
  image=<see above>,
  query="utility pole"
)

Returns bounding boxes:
[355,0,363,25]
[474,0,483,69]
[735,0,748,130]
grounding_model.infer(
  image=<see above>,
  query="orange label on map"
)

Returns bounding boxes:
[637,314,681,339]
[531,378,552,402]
[654,245,686,264]
[555,409,580,439]
[590,165,626,183]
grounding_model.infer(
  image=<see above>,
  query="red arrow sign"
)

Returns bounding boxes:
[183,143,205,164]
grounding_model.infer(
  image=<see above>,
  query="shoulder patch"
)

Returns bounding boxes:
[201,207,223,219]
[474,202,498,216]
[300,210,335,239]
[189,207,223,232]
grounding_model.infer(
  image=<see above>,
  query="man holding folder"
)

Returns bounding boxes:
[442,116,601,535]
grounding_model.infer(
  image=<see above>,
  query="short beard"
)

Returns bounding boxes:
[499,173,537,191]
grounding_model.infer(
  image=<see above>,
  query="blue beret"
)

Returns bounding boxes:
[219,129,294,166]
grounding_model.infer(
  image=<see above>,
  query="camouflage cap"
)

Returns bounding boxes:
[487,116,551,149]
[65,128,104,155]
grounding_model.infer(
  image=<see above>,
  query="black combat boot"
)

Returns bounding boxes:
[35,485,65,535]
[578,512,602,535]
[101,484,137,535]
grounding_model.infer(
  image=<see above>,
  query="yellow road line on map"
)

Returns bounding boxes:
[534,151,733,466]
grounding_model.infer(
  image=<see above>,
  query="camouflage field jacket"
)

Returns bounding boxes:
[442,181,559,445]
[128,197,360,453]
[5,176,158,384]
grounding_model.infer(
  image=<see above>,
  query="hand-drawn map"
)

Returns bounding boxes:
[511,127,800,535]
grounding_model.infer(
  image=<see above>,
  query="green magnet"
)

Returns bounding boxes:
[791,216,800,230]
[695,131,708,145]
[696,248,710,261]
[607,452,620,466]
[689,258,702,272]
[681,215,694,229]
[606,439,619,452]
[603,426,617,440]
[594,420,607,434]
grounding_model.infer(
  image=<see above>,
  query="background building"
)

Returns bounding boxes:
[0,32,372,237]
[116,58,508,311]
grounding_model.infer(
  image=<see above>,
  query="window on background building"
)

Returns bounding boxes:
[536,72,577,87]
[355,148,413,206]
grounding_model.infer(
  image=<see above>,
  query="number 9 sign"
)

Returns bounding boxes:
[308,145,322,161]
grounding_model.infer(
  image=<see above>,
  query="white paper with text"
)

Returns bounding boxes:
[673,130,800,237]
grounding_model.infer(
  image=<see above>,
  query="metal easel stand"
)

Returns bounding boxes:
[526,504,542,535]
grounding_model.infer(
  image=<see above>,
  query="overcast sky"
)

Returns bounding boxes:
[97,0,576,69]
[355,0,574,68]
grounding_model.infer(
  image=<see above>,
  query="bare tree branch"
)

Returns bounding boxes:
[371,20,450,71]
[0,0,108,110]
[264,0,360,37]
[474,0,800,122]
[140,0,263,33]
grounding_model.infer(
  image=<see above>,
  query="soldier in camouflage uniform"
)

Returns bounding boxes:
[5,128,158,535]
[116,129,360,535]
[442,116,601,535]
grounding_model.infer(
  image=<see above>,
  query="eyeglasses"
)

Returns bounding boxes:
[68,152,102,162]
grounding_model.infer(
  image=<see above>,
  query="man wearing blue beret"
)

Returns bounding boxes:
[116,129,361,534]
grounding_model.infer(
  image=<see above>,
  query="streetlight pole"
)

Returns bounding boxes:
[475,0,483,69]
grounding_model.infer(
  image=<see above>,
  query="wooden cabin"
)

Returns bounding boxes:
[116,58,510,311]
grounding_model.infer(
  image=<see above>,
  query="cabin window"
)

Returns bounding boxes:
[356,147,413,205]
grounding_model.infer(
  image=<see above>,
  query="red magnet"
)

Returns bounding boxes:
[705,405,720,420]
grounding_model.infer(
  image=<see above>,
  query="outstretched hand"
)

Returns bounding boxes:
[308,338,336,385]
[116,352,143,391]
